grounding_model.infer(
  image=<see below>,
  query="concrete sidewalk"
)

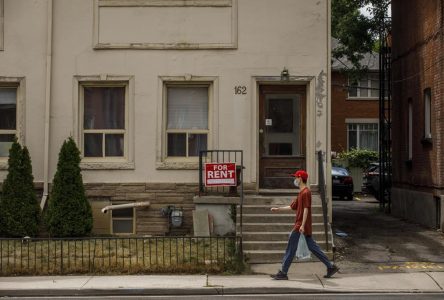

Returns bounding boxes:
[1,270,444,296]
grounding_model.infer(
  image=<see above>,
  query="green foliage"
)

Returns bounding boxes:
[44,137,92,237]
[0,139,41,237]
[332,0,390,78]
[338,148,378,170]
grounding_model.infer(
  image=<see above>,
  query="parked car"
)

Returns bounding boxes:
[363,162,391,201]
[332,167,354,200]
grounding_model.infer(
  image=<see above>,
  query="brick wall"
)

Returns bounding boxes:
[392,0,444,191]
[331,71,380,153]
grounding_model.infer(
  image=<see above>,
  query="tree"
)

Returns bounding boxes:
[44,137,92,237]
[332,0,391,77]
[0,139,41,237]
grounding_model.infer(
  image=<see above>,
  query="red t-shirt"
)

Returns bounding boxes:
[290,187,312,236]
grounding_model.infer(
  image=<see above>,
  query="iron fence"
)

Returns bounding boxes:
[198,150,244,254]
[0,236,238,276]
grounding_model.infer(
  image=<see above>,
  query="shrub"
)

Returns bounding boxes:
[337,148,378,170]
[44,137,92,237]
[0,139,41,237]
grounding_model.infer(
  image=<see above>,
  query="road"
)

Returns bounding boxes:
[332,195,444,274]
[4,294,444,300]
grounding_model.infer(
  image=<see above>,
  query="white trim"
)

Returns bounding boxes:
[408,101,413,160]
[93,0,238,50]
[346,122,379,152]
[424,88,432,139]
[0,77,26,170]
[156,76,218,170]
[347,72,380,99]
[345,118,379,124]
[0,0,3,51]
[73,75,135,170]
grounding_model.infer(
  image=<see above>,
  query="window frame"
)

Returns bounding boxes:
[74,75,134,170]
[346,119,379,152]
[408,99,413,160]
[424,88,432,140]
[0,0,3,51]
[165,84,210,160]
[110,203,135,235]
[0,77,25,169]
[347,72,380,100]
[156,76,218,170]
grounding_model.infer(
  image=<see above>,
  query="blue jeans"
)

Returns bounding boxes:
[281,231,333,274]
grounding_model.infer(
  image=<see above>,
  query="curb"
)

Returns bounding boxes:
[2,287,444,297]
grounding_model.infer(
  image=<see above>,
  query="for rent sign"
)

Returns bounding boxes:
[204,163,237,186]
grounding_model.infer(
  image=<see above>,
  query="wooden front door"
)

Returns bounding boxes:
[259,85,306,189]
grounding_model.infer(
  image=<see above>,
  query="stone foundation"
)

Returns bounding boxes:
[392,187,439,229]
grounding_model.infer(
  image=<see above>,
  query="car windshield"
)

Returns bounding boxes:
[332,167,349,176]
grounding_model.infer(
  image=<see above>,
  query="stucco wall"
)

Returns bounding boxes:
[0,0,331,195]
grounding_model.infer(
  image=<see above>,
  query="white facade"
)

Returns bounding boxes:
[0,0,332,214]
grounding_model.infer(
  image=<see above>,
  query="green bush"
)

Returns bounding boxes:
[44,137,92,237]
[337,148,378,170]
[0,139,41,237]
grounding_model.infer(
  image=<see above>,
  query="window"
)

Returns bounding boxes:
[80,84,127,160]
[347,123,379,151]
[111,205,134,234]
[166,86,209,158]
[408,100,412,160]
[348,73,380,99]
[424,88,432,139]
[0,87,17,157]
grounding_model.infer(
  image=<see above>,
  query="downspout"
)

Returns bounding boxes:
[41,0,53,210]
[101,202,151,214]
[326,0,332,224]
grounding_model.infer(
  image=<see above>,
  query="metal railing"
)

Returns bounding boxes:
[317,150,330,252]
[198,150,244,255]
[0,236,238,276]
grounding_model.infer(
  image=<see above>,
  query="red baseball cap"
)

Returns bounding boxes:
[290,170,308,181]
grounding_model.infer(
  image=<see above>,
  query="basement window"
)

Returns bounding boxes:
[111,205,134,234]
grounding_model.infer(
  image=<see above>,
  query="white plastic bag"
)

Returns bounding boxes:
[295,234,311,260]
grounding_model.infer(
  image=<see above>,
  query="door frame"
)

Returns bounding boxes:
[258,85,307,189]
[251,76,317,192]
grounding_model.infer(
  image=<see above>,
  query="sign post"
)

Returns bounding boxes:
[204,163,237,186]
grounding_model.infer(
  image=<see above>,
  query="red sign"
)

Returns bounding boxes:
[204,163,237,186]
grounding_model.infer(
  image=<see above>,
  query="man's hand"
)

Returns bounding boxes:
[299,225,305,234]
[270,207,279,212]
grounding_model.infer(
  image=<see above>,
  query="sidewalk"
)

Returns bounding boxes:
[1,263,444,297]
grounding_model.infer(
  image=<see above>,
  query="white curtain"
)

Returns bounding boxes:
[167,87,208,130]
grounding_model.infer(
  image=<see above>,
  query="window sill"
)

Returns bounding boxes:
[156,161,200,170]
[421,137,433,145]
[346,97,379,101]
[80,161,135,170]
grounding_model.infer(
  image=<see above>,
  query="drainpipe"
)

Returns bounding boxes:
[41,0,53,210]
[101,201,151,214]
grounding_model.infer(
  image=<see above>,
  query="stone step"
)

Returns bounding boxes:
[239,205,324,214]
[244,250,334,264]
[238,222,327,232]
[238,213,324,223]
[242,231,332,242]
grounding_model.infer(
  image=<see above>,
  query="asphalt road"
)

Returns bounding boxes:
[5,294,444,300]
[332,195,444,274]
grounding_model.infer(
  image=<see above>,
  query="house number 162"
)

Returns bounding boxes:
[234,86,247,95]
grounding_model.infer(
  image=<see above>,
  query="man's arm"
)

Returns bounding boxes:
[270,206,292,212]
[299,207,309,233]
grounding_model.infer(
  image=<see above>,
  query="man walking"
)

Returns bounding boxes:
[270,170,339,280]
